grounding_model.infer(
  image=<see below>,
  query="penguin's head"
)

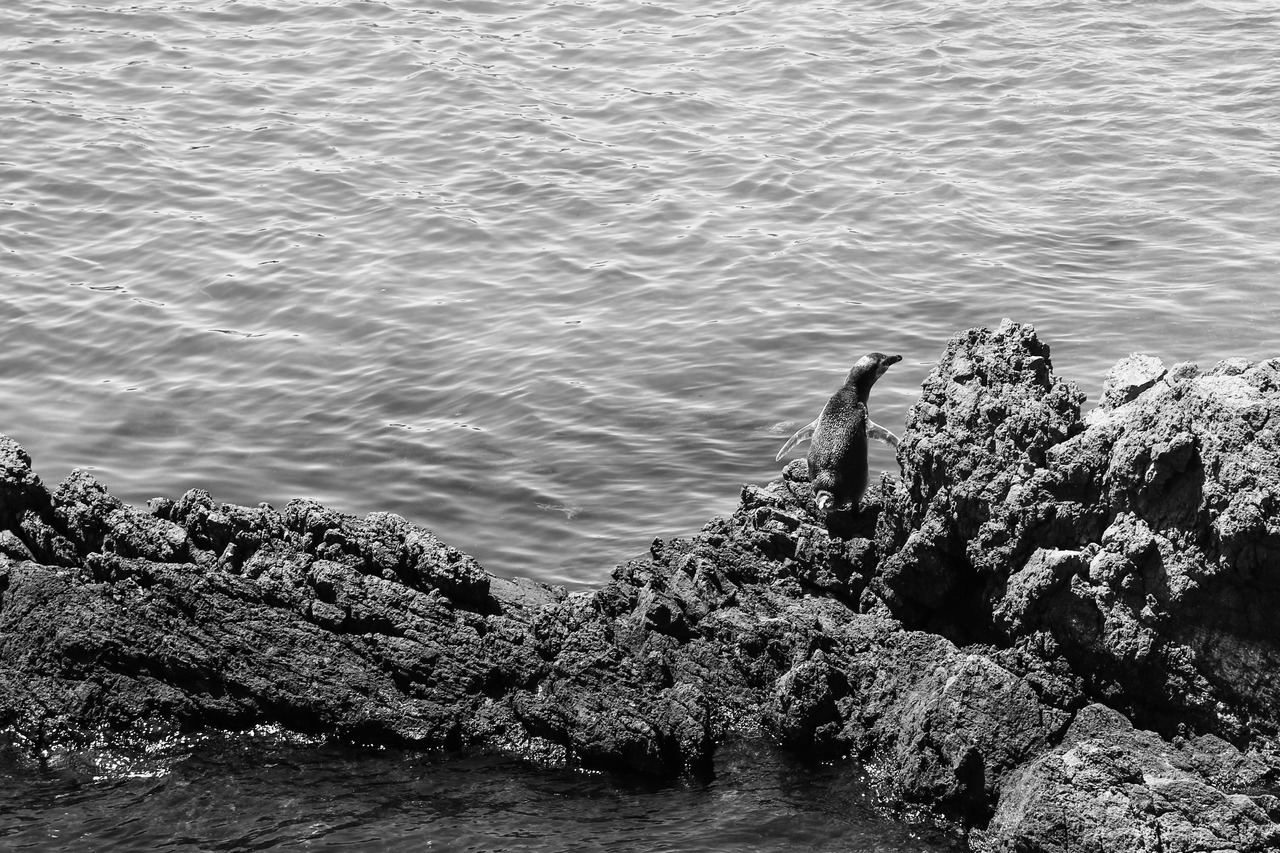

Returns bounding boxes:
[846,352,902,399]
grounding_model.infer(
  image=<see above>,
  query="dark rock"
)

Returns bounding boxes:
[878,323,1280,748]
[2,321,1278,851]
[875,320,1089,642]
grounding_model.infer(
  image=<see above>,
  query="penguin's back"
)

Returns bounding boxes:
[807,386,870,508]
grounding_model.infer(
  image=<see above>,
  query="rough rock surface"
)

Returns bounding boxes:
[881,327,1280,747]
[2,320,1278,851]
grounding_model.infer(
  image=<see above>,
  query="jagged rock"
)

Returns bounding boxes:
[1100,353,1168,409]
[875,319,1088,640]
[974,704,1280,853]
[876,322,1280,743]
[1,321,1278,852]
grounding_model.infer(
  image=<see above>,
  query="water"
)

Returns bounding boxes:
[3,0,1279,846]
[6,0,1280,588]
[0,740,963,852]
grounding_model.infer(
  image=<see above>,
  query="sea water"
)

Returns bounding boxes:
[3,0,1279,848]
[0,739,964,851]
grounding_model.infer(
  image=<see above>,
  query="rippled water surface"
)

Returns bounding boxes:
[4,0,1280,846]
[0,740,963,852]
[4,0,1280,587]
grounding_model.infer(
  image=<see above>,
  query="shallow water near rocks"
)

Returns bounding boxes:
[3,0,1280,847]
[0,741,963,852]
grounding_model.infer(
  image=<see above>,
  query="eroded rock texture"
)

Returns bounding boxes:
[882,323,1280,746]
[2,320,1277,852]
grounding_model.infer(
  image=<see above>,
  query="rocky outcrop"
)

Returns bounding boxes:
[881,324,1280,747]
[2,320,1278,851]
[977,704,1279,853]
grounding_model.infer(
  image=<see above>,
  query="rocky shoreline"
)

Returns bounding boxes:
[2,320,1278,851]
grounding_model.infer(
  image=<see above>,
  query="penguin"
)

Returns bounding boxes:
[775,352,902,515]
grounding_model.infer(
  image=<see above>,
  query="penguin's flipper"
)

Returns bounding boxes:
[775,417,820,462]
[867,419,900,449]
